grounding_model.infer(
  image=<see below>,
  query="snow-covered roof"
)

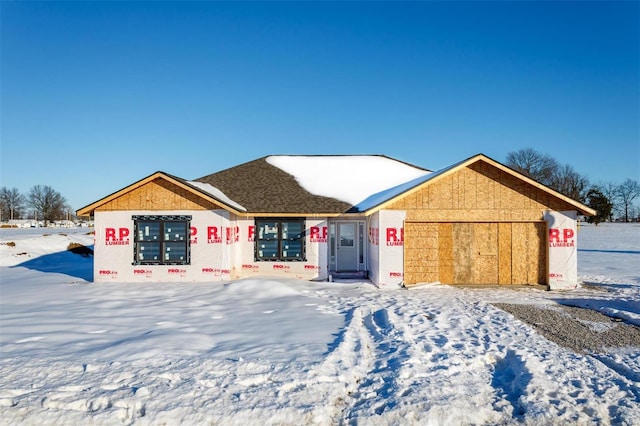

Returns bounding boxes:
[193,155,432,214]
[265,155,431,207]
[350,157,463,211]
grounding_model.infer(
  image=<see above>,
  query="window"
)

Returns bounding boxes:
[255,218,305,261]
[133,215,191,265]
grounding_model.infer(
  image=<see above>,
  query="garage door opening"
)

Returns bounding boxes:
[404,221,547,286]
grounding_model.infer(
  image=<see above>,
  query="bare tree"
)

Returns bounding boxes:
[506,148,590,201]
[27,185,68,226]
[596,181,621,221]
[550,164,590,202]
[617,179,640,222]
[0,187,25,221]
[505,148,559,186]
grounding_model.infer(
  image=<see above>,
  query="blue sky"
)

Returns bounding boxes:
[1,1,638,211]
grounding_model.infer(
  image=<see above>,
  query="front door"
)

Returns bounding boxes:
[337,222,358,271]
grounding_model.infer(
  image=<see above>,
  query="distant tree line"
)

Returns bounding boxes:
[506,148,640,224]
[0,185,72,225]
[3,151,638,226]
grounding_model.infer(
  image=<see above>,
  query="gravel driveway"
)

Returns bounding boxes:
[494,303,640,354]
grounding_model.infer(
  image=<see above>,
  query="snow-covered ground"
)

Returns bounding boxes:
[0,222,638,425]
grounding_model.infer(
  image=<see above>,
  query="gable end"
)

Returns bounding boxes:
[386,157,593,221]
[95,177,222,212]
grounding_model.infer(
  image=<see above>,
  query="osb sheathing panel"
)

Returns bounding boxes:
[504,222,547,285]
[404,223,439,284]
[511,223,529,283]
[474,223,498,285]
[404,221,546,286]
[390,162,578,222]
[453,223,473,283]
[498,223,512,285]
[96,179,220,211]
[437,223,454,284]
[463,168,477,209]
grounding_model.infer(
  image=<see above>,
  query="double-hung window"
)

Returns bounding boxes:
[255,218,305,261]
[133,215,191,265]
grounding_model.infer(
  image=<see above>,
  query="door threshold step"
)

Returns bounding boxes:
[329,271,369,280]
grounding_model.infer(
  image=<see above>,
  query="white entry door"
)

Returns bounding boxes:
[337,222,358,271]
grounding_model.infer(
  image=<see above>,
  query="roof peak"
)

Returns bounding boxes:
[264,154,432,172]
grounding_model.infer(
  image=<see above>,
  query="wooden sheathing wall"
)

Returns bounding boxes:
[404,222,546,285]
[390,161,576,222]
[95,178,220,211]
[390,160,568,286]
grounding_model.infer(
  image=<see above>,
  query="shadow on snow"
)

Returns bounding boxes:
[553,298,640,321]
[491,350,532,419]
[578,249,640,255]
[325,307,355,355]
[10,246,94,282]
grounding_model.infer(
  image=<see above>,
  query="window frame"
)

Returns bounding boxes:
[132,215,191,265]
[254,218,306,261]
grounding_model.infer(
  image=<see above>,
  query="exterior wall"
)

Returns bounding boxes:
[367,212,381,285]
[367,210,406,288]
[403,222,440,285]
[94,210,235,282]
[377,210,406,288]
[385,162,582,286]
[233,217,329,281]
[544,210,578,289]
[94,210,329,283]
[388,162,578,222]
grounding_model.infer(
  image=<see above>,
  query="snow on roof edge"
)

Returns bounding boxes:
[352,160,462,212]
[187,181,247,212]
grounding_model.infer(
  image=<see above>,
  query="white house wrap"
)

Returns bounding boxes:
[544,210,579,290]
[374,210,406,289]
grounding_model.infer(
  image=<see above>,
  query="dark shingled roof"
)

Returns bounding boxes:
[193,157,353,214]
